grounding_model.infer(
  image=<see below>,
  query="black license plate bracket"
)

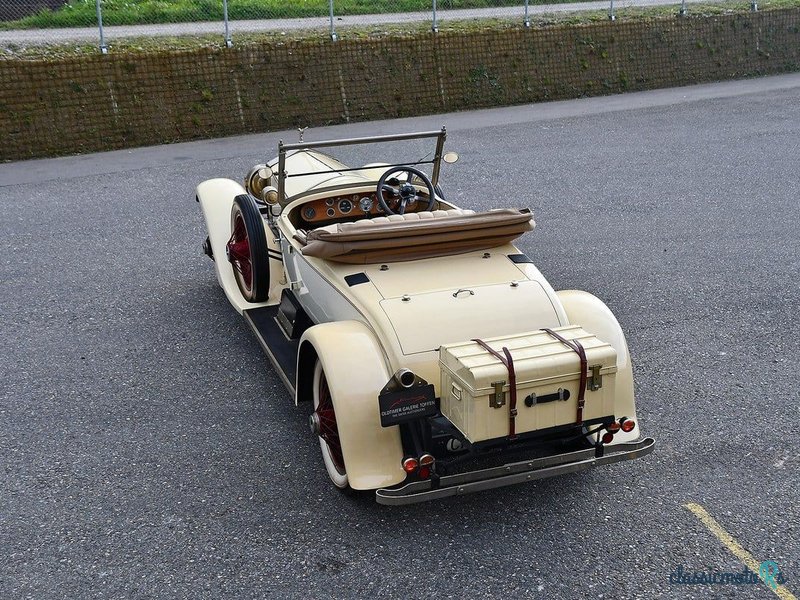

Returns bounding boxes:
[378,384,437,427]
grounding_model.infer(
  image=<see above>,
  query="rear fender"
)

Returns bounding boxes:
[196,178,284,313]
[297,321,406,490]
[556,290,639,443]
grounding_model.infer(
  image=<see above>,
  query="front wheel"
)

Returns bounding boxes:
[226,194,270,302]
[310,360,350,490]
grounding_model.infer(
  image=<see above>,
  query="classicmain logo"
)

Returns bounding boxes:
[670,561,788,588]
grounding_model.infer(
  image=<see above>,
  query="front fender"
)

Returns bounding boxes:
[196,178,283,313]
[298,321,405,490]
[556,290,640,443]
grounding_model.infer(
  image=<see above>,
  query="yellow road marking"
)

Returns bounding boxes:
[684,502,796,600]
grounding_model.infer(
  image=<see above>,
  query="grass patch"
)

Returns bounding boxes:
[1,0,587,29]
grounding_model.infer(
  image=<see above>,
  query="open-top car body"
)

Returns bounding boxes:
[196,128,654,505]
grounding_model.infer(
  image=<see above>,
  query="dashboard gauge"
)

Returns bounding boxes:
[303,206,316,220]
[338,199,353,214]
[359,196,372,212]
[326,208,335,217]
[326,198,335,206]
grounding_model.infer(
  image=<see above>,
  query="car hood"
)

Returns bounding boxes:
[278,150,351,198]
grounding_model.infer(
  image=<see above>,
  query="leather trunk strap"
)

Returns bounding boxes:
[541,328,588,425]
[472,339,518,439]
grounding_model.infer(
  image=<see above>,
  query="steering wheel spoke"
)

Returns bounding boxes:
[376,166,436,216]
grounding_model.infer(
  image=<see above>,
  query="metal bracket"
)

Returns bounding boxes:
[588,365,603,391]
[490,381,506,409]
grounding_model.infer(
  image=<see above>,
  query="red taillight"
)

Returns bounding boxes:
[607,421,621,433]
[418,466,431,480]
[620,418,636,433]
[601,432,614,444]
[402,457,419,473]
[419,453,435,467]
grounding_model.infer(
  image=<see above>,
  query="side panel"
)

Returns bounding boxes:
[196,178,284,313]
[556,290,640,443]
[299,321,406,490]
[287,248,364,326]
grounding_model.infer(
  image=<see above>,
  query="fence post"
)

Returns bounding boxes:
[608,0,616,21]
[223,0,232,47]
[524,0,530,27]
[95,0,107,54]
[751,0,758,10]
[432,0,438,33]
[329,0,338,41]
[679,0,687,16]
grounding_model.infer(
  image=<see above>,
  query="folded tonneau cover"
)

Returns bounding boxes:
[301,208,535,263]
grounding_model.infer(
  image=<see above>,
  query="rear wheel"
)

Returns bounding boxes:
[226,194,269,302]
[310,361,350,490]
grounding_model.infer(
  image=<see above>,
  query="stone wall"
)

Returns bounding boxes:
[1,8,798,160]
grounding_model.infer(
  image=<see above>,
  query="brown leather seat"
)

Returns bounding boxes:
[299,208,535,264]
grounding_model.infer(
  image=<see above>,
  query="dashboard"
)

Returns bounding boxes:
[298,191,429,225]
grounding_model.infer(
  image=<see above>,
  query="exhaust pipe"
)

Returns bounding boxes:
[394,369,416,389]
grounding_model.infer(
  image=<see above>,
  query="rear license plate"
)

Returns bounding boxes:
[378,384,437,427]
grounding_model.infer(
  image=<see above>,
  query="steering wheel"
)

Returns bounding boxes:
[377,166,436,215]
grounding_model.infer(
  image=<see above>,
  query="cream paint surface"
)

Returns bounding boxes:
[380,280,561,355]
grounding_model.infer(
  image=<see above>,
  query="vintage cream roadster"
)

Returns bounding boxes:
[196,128,654,505]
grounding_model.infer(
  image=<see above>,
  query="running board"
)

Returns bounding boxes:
[243,306,299,396]
[375,437,656,505]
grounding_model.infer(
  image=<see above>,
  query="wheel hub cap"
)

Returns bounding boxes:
[309,412,321,436]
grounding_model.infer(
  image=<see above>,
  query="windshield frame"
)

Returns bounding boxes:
[276,128,447,204]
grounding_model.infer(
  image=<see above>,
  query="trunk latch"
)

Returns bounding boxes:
[588,364,603,391]
[490,381,506,408]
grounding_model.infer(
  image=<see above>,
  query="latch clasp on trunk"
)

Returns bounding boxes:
[490,381,506,408]
[588,364,603,391]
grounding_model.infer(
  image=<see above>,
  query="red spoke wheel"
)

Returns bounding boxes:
[226,194,270,303]
[312,361,350,490]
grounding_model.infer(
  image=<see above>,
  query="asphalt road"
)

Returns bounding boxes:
[2,74,799,599]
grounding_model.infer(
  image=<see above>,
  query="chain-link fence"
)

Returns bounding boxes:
[2,5,798,159]
[0,0,784,51]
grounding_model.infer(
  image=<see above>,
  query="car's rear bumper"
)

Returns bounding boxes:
[375,437,655,505]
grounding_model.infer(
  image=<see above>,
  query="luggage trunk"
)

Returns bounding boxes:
[439,326,618,443]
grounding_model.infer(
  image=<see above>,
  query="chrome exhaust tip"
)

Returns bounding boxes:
[394,369,416,389]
